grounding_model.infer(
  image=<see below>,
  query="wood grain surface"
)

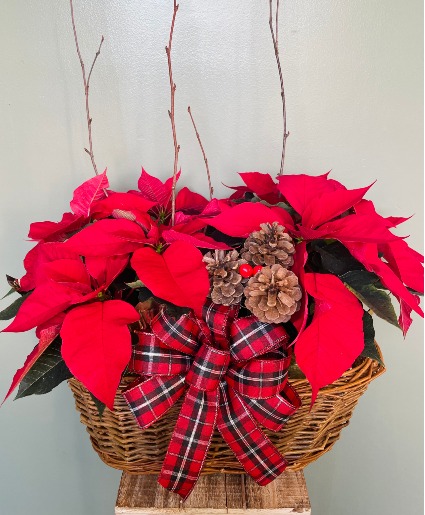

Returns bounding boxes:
[115,471,311,514]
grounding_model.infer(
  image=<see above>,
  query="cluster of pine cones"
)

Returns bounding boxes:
[203,222,302,324]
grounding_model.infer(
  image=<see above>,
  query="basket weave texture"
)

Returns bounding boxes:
[69,355,384,475]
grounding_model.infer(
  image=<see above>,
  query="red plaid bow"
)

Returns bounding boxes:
[123,300,300,499]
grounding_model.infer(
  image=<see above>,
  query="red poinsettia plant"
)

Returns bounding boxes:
[1,1,423,501]
[0,0,423,419]
[1,167,423,411]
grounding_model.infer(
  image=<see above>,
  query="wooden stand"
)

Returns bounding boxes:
[115,471,311,514]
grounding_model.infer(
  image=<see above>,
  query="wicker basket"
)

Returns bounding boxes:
[69,355,384,475]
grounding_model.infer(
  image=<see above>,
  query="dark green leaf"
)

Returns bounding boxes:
[314,240,365,276]
[0,292,31,320]
[204,226,244,248]
[15,339,72,399]
[407,286,424,297]
[138,287,154,303]
[89,392,106,419]
[360,311,385,366]
[257,198,297,217]
[281,321,298,343]
[342,270,399,329]
[362,310,375,347]
[239,192,255,201]
[2,288,16,300]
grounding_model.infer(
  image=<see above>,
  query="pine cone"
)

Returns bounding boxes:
[203,250,248,306]
[244,264,302,324]
[242,222,295,267]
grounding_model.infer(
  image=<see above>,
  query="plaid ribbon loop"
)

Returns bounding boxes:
[225,352,291,399]
[130,333,192,376]
[123,300,301,499]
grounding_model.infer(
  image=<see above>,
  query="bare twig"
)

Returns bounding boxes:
[276,0,279,46]
[70,0,103,177]
[87,36,104,88]
[269,0,289,176]
[166,0,180,226]
[187,106,213,200]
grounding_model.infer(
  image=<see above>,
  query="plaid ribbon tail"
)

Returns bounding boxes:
[217,381,287,486]
[158,385,219,500]
[123,375,186,429]
[243,382,301,431]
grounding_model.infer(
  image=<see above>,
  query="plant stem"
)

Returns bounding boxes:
[269,0,289,176]
[276,0,279,46]
[166,0,180,226]
[70,0,104,177]
[187,106,213,200]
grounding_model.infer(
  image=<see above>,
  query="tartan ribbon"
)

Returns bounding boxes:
[123,300,301,499]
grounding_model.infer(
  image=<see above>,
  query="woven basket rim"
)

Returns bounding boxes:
[68,349,385,475]
[68,352,385,405]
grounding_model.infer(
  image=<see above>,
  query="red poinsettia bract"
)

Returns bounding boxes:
[207,202,294,238]
[294,273,365,404]
[2,169,229,407]
[61,300,139,409]
[131,241,210,315]
[223,171,423,397]
[276,173,423,333]
[3,168,423,410]
[3,255,139,408]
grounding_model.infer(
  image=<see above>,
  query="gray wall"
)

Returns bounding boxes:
[0,1,422,514]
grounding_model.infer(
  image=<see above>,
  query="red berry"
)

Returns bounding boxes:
[253,265,263,275]
[239,264,253,278]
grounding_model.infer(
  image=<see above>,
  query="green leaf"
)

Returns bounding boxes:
[138,287,153,303]
[314,240,364,276]
[0,292,31,320]
[257,198,297,217]
[89,392,106,419]
[15,339,72,399]
[342,270,399,329]
[360,311,385,367]
[407,286,424,297]
[362,310,375,347]
[2,288,17,300]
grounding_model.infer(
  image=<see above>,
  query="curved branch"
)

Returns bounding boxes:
[166,0,180,226]
[70,0,104,177]
[188,106,213,200]
[269,0,289,176]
